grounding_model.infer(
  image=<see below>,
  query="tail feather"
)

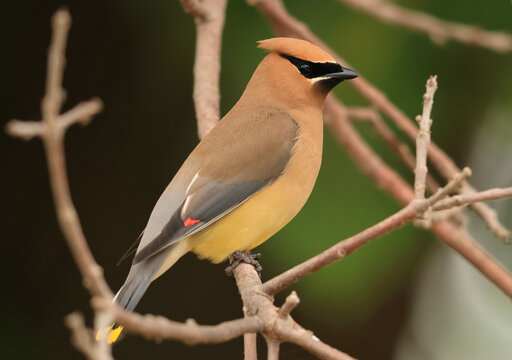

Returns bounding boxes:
[96,242,185,344]
[96,278,152,344]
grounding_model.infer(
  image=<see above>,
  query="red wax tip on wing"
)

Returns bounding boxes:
[184,217,201,227]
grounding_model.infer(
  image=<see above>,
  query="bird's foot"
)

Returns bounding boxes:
[224,251,262,278]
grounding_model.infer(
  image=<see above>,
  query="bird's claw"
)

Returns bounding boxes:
[225,251,262,277]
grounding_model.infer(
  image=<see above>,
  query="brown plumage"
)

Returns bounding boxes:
[100,37,358,344]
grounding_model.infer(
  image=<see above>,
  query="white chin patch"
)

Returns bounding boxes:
[310,77,330,84]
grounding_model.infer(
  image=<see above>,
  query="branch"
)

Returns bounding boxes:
[337,0,512,52]
[182,0,228,139]
[278,291,300,318]
[414,76,437,202]
[345,106,444,200]
[111,306,262,345]
[6,7,111,302]
[234,263,356,360]
[433,187,512,211]
[65,313,106,360]
[6,99,103,140]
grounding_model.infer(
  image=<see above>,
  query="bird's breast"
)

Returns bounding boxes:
[188,125,323,263]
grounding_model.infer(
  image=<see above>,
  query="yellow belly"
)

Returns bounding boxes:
[188,136,321,263]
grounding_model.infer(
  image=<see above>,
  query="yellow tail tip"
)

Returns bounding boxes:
[96,324,124,344]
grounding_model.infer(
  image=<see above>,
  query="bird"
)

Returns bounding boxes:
[98,37,358,343]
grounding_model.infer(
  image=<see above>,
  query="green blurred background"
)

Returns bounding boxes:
[1,0,511,359]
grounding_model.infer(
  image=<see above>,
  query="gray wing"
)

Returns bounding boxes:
[133,109,298,264]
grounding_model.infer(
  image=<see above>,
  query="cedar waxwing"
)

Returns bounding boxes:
[99,37,358,343]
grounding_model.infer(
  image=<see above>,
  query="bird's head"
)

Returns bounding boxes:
[245,37,358,108]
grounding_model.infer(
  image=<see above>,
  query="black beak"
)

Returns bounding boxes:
[325,66,359,81]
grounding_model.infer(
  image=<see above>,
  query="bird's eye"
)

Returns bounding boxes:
[299,64,311,75]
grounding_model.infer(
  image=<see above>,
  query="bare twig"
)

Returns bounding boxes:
[337,0,512,52]
[65,313,104,360]
[434,187,512,211]
[262,203,416,295]
[6,98,103,140]
[278,291,300,318]
[345,106,465,224]
[112,308,263,345]
[6,8,113,360]
[413,75,438,227]
[345,106,442,193]
[425,168,471,207]
[7,9,112,300]
[10,3,512,359]
[414,76,438,202]
[182,0,228,139]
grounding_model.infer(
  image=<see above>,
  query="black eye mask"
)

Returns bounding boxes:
[280,54,343,79]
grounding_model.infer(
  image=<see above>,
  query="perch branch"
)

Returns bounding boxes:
[234,263,356,360]
[337,0,512,52]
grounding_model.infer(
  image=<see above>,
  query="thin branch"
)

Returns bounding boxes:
[6,98,103,140]
[181,0,228,139]
[6,8,113,360]
[278,291,300,319]
[337,0,512,52]
[345,107,419,179]
[65,313,104,360]
[433,187,512,211]
[7,9,112,300]
[42,7,69,125]
[345,106,465,223]
[112,307,263,345]
[262,204,416,295]
[425,168,471,207]
[471,201,510,244]
[414,76,438,202]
